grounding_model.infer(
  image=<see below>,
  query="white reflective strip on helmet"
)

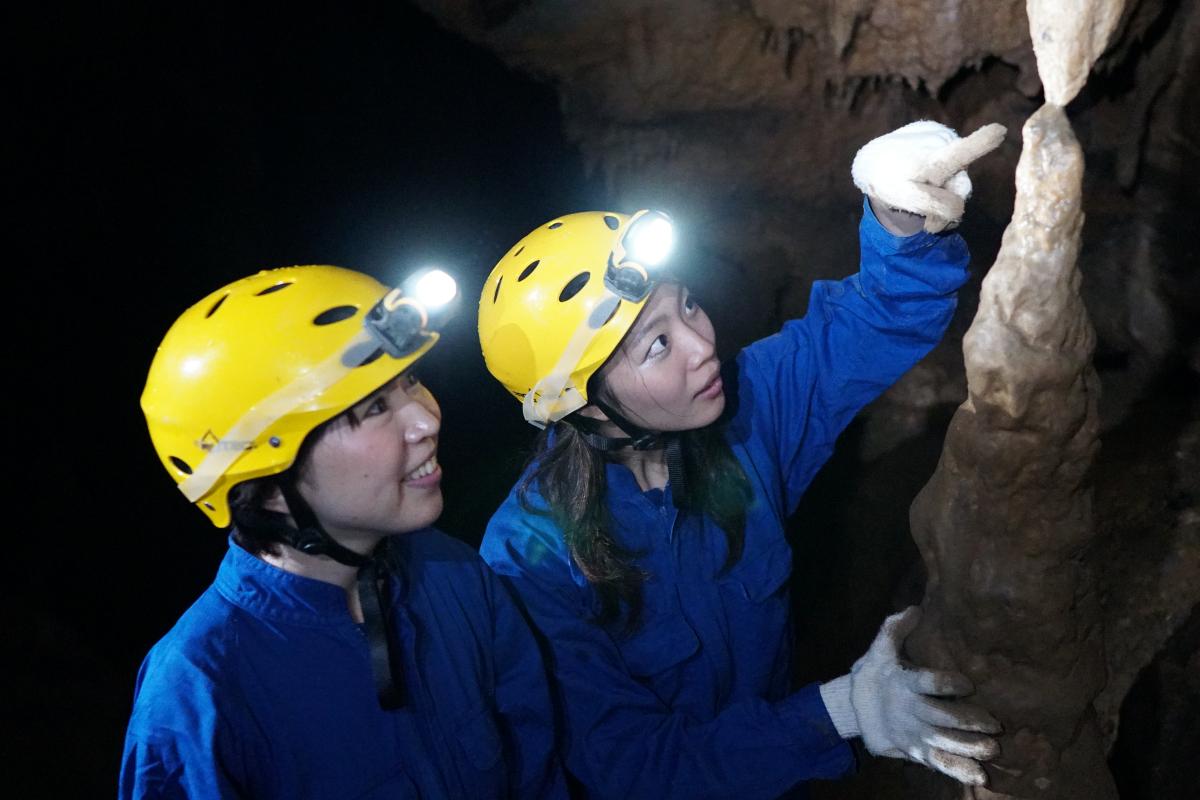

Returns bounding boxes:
[177,329,380,503]
[522,292,622,428]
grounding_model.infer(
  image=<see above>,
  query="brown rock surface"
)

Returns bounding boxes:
[907,102,1113,799]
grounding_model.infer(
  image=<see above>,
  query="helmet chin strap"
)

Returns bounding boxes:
[233,478,405,710]
[580,397,689,508]
[276,481,371,568]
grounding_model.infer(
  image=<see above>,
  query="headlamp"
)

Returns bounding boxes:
[605,210,675,302]
[364,268,458,359]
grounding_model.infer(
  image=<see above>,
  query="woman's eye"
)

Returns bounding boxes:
[363,397,389,417]
[404,372,420,388]
[647,334,668,359]
[683,295,698,314]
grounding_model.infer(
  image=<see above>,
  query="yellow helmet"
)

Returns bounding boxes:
[478,210,675,426]
[142,265,453,527]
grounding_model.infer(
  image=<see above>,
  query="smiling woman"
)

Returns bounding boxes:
[268,372,447,555]
[122,265,567,799]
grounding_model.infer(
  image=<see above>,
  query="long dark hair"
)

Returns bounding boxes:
[518,379,752,634]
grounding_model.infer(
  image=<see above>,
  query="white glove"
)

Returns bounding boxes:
[820,606,1001,786]
[852,121,1006,233]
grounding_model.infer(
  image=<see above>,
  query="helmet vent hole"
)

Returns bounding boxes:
[492,276,503,303]
[358,347,385,367]
[256,282,293,296]
[603,215,619,230]
[205,294,229,318]
[169,456,193,475]
[517,260,540,281]
[603,300,621,326]
[512,245,525,258]
[313,305,358,325]
[202,502,215,511]
[548,222,563,230]
[559,272,590,302]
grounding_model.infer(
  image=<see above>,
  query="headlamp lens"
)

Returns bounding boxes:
[625,215,674,267]
[411,269,458,310]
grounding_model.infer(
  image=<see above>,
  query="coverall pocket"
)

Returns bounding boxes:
[723,537,792,603]
[617,609,700,678]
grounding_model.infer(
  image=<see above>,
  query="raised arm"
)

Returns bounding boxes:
[735,197,969,513]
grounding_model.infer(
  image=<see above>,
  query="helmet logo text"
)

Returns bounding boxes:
[197,429,256,453]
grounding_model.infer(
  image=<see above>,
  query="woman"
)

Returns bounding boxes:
[121,265,566,798]
[476,122,1002,797]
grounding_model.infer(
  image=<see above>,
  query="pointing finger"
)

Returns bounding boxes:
[914,123,1007,186]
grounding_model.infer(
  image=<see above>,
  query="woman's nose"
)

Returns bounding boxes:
[402,398,441,443]
[683,325,715,369]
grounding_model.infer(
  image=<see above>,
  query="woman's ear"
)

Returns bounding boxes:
[576,404,609,422]
[261,485,289,514]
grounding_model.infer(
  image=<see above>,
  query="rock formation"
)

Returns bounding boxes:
[907,35,1109,800]
[905,4,1197,797]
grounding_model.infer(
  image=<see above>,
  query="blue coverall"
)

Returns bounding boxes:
[120,529,567,799]
[481,200,970,798]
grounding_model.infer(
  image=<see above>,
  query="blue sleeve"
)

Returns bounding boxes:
[119,734,246,800]
[738,197,969,512]
[483,506,853,799]
[119,655,251,800]
[483,565,570,799]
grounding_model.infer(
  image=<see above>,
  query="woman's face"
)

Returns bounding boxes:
[595,283,724,432]
[296,372,443,551]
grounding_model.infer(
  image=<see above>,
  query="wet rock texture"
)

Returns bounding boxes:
[418,0,1198,795]
[907,101,1110,798]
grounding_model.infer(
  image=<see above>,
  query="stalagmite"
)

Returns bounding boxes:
[906,1,1126,797]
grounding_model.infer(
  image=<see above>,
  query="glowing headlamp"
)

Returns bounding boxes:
[364,268,459,359]
[605,210,675,302]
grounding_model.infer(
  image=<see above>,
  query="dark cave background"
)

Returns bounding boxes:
[13,2,1197,797]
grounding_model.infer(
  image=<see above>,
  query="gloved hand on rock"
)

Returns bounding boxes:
[819,606,1002,786]
[852,120,1006,233]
